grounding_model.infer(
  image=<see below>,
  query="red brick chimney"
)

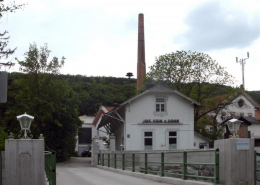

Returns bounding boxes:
[255,109,260,120]
[137,13,146,90]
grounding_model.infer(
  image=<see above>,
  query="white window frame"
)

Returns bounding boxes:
[153,96,168,117]
[156,97,165,112]
[143,131,154,150]
[168,131,177,149]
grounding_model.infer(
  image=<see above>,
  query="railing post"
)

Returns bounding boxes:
[50,152,56,185]
[114,153,117,169]
[215,148,220,184]
[161,152,164,177]
[145,153,148,174]
[132,153,135,172]
[108,154,110,167]
[122,153,125,170]
[0,154,2,185]
[98,153,100,165]
[102,153,104,166]
[255,151,257,185]
[183,150,187,180]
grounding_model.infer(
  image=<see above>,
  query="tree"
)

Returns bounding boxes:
[0,2,25,64]
[146,50,237,137]
[2,43,81,160]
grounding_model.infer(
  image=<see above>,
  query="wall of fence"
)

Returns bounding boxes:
[99,149,219,184]
[45,151,56,185]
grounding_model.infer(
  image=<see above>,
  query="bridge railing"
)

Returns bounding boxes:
[45,151,56,185]
[99,149,219,184]
[255,151,260,185]
[0,153,2,185]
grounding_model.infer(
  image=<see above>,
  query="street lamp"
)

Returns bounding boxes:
[17,112,34,139]
[126,72,133,98]
[226,118,242,138]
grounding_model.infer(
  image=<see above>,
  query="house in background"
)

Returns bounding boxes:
[76,115,95,156]
[214,92,260,145]
[92,105,114,150]
[194,131,212,149]
[97,84,200,151]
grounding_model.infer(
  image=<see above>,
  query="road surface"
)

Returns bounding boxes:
[56,157,171,185]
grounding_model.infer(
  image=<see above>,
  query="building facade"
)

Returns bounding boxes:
[97,84,199,151]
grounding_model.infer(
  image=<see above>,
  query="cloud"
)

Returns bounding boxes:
[175,0,260,51]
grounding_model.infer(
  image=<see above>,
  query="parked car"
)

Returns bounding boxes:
[81,150,91,157]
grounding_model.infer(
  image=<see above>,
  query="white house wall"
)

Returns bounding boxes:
[248,123,260,138]
[114,123,125,150]
[124,92,195,150]
[216,95,256,123]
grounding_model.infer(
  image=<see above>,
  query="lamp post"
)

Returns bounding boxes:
[226,118,242,138]
[17,112,34,139]
[126,72,133,98]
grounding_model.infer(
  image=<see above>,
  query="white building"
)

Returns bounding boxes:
[214,92,260,142]
[97,84,200,151]
[76,115,95,156]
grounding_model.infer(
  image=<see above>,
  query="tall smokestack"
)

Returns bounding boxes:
[137,13,146,90]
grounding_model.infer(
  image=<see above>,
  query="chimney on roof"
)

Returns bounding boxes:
[255,109,260,121]
[137,13,146,90]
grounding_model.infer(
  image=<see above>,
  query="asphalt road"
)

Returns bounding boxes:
[56,157,171,185]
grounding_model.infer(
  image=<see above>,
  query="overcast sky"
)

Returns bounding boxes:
[1,0,260,91]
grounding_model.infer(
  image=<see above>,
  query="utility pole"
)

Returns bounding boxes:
[236,52,249,89]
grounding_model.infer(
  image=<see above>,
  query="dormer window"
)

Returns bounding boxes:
[156,97,165,112]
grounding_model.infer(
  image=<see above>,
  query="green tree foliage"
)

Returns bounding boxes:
[58,75,137,115]
[0,2,25,60]
[146,50,236,139]
[1,43,81,160]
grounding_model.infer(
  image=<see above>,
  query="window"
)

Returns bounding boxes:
[169,131,177,149]
[156,97,165,112]
[199,143,208,149]
[144,132,153,150]
[221,112,226,121]
[238,99,244,108]
[78,128,92,144]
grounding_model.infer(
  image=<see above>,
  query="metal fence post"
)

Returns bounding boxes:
[183,150,187,180]
[0,154,2,185]
[161,152,164,177]
[102,153,104,166]
[52,152,57,185]
[122,153,125,170]
[114,153,117,169]
[98,153,100,165]
[132,153,135,172]
[108,154,110,167]
[145,153,148,174]
[215,148,220,184]
[255,151,257,185]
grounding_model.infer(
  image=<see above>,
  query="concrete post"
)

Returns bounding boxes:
[92,135,99,167]
[214,138,254,185]
[109,134,116,151]
[5,139,45,185]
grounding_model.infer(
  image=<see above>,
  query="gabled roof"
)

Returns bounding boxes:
[92,106,114,127]
[97,84,199,133]
[120,84,200,107]
[244,92,260,109]
[194,131,212,142]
